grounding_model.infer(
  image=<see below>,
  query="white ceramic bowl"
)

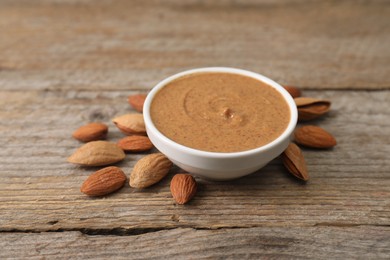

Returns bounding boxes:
[143,67,297,180]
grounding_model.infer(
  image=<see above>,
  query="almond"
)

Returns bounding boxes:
[294,97,331,121]
[283,85,302,98]
[128,94,147,113]
[281,143,309,181]
[130,153,172,188]
[294,125,337,149]
[81,166,126,196]
[68,141,125,166]
[170,174,197,205]
[118,135,153,152]
[112,113,146,135]
[72,122,108,142]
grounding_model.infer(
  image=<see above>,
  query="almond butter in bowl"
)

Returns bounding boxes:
[150,72,291,153]
[143,67,298,180]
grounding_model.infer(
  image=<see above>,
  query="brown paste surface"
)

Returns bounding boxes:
[150,72,290,152]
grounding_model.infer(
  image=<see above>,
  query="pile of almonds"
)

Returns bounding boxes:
[69,94,196,205]
[282,86,337,181]
[68,86,336,204]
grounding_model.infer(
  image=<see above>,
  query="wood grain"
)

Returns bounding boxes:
[1,227,389,259]
[0,0,389,90]
[0,90,389,232]
[1,1,389,258]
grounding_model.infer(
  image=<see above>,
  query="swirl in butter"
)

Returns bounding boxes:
[151,72,290,153]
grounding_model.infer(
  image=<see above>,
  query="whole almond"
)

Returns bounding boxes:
[294,125,337,149]
[68,141,125,166]
[281,143,309,181]
[112,114,146,135]
[72,122,108,142]
[294,97,331,121]
[170,174,197,205]
[128,94,147,113]
[118,135,153,152]
[283,85,302,98]
[130,153,172,188]
[81,166,126,196]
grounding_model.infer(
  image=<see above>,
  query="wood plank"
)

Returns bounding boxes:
[0,90,389,231]
[1,227,389,259]
[0,0,389,90]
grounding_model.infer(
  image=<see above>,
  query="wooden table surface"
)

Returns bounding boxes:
[1,0,389,258]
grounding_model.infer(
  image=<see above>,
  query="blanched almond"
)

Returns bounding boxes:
[130,153,172,188]
[68,141,125,166]
[112,113,146,135]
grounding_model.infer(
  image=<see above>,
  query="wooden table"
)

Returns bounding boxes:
[1,0,389,258]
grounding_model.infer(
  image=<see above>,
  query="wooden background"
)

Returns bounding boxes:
[1,0,389,258]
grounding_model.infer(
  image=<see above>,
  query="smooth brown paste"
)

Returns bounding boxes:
[150,72,290,152]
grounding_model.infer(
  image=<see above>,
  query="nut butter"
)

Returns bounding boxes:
[150,72,290,153]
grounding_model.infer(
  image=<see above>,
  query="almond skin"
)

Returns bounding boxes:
[281,143,309,181]
[130,153,172,188]
[170,174,197,205]
[128,94,147,112]
[68,141,125,166]
[81,166,126,196]
[117,135,153,152]
[294,97,331,121]
[72,122,108,142]
[112,114,146,135]
[283,85,302,98]
[294,125,337,149]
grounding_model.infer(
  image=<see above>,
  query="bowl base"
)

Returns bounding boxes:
[171,159,267,181]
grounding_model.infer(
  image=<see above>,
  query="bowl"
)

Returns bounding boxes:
[143,67,298,180]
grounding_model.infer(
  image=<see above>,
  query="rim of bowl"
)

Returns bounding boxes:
[143,67,298,159]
